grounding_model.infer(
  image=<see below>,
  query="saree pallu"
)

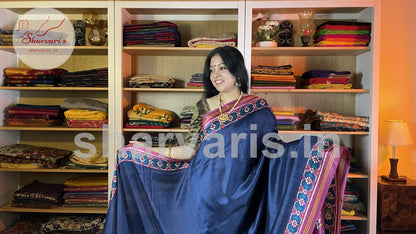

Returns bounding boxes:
[104,95,349,234]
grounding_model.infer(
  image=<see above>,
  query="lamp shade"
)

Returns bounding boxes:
[380,120,413,146]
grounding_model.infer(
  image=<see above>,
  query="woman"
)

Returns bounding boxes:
[104,46,349,233]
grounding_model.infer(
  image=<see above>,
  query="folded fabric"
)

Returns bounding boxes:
[66,119,108,128]
[40,215,105,234]
[187,32,237,47]
[58,68,108,87]
[126,119,171,128]
[7,118,64,127]
[275,115,300,122]
[315,41,369,47]
[64,109,107,121]
[304,109,369,132]
[302,70,352,79]
[0,144,72,169]
[60,98,108,112]
[66,152,108,170]
[128,74,175,88]
[123,21,180,46]
[316,21,372,31]
[64,175,108,187]
[12,180,64,208]
[127,103,177,124]
[64,186,108,192]
[300,78,350,85]
[4,67,67,77]
[302,84,352,89]
[313,34,371,44]
[0,162,42,169]
[251,64,294,75]
[251,74,296,82]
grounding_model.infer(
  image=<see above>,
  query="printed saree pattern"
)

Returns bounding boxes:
[104,95,349,234]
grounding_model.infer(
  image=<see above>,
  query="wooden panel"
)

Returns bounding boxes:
[131,55,206,86]
[18,90,107,106]
[253,92,357,115]
[20,131,103,152]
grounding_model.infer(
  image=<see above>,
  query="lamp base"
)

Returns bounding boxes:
[381,175,407,183]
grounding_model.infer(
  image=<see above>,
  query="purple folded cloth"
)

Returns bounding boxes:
[302,70,351,79]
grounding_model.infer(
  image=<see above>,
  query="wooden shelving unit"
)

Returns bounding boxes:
[0,0,115,223]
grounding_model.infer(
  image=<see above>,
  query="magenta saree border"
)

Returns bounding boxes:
[200,95,270,141]
[285,140,349,234]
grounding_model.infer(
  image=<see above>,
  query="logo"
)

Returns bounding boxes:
[13,8,74,70]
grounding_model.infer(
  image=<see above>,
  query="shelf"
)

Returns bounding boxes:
[251,47,371,56]
[348,171,368,179]
[341,213,368,221]
[123,128,368,135]
[251,89,370,93]
[0,203,107,214]
[278,130,369,135]
[124,87,203,92]
[123,127,188,133]
[0,126,107,131]
[0,46,108,56]
[0,86,108,91]
[0,168,107,173]
[123,46,220,56]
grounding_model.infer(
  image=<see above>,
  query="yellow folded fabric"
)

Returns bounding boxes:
[70,151,108,166]
[0,162,42,169]
[64,109,108,120]
[273,111,295,116]
[64,175,108,187]
[303,84,352,89]
[341,209,356,216]
[127,103,177,123]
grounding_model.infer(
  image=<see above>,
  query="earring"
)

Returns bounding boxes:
[235,77,241,87]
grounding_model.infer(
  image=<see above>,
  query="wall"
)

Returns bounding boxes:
[379,0,416,179]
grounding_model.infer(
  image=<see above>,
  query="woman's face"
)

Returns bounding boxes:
[209,54,239,94]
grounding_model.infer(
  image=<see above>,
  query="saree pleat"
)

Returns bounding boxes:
[104,95,349,234]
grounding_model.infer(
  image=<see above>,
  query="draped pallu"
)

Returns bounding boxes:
[104,95,350,233]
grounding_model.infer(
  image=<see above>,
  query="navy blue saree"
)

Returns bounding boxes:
[104,95,350,233]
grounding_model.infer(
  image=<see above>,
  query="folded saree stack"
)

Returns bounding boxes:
[63,175,108,208]
[304,109,369,132]
[58,67,108,87]
[123,21,180,47]
[1,214,106,233]
[301,69,352,89]
[274,110,300,130]
[126,102,179,129]
[186,73,204,89]
[7,104,64,127]
[61,98,108,128]
[313,21,372,47]
[342,182,366,217]
[251,64,296,89]
[65,151,108,170]
[179,105,196,129]
[128,74,175,88]
[0,144,73,169]
[0,29,13,45]
[11,180,65,208]
[3,67,67,87]
[187,32,237,47]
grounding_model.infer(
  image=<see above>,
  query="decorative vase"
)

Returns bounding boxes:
[297,10,315,47]
[255,41,278,47]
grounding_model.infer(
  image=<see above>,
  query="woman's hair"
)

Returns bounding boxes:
[202,46,249,98]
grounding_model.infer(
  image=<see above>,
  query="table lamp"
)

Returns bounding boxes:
[380,120,413,183]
